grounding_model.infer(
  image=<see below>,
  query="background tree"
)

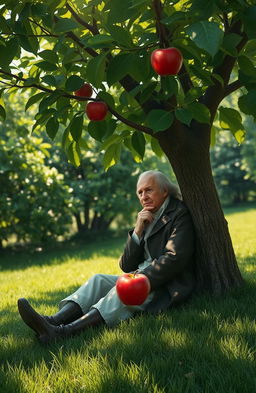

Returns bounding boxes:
[1,0,256,294]
[211,132,256,205]
[0,99,74,248]
[241,116,256,184]
[51,147,140,234]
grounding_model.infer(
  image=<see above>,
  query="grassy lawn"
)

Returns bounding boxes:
[0,205,256,393]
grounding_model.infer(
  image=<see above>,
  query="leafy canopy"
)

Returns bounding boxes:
[0,0,256,167]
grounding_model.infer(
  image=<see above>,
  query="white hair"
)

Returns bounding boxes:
[137,170,182,200]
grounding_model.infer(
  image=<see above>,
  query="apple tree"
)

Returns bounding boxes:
[0,0,255,294]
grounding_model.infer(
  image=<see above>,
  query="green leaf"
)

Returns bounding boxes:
[159,77,178,100]
[219,106,245,143]
[38,50,59,64]
[101,134,122,150]
[0,38,19,68]
[185,21,224,57]
[25,92,46,111]
[106,24,133,47]
[78,138,90,150]
[210,125,218,148]
[0,104,6,120]
[129,52,151,82]
[131,131,145,159]
[69,115,84,142]
[139,82,158,104]
[34,108,56,127]
[88,121,108,142]
[184,87,202,105]
[65,75,84,92]
[67,141,81,167]
[86,54,106,88]
[103,143,121,171]
[187,102,210,124]
[62,127,72,151]
[123,136,142,163]
[36,61,58,71]
[146,110,174,132]
[242,6,256,39]
[221,33,242,57]
[106,53,132,86]
[219,107,242,130]
[238,56,256,77]
[129,0,149,8]
[46,117,59,140]
[0,15,10,33]
[150,137,163,158]
[42,75,58,87]
[23,20,39,54]
[238,90,256,119]
[97,91,115,108]
[39,91,60,112]
[54,18,78,33]
[107,0,139,23]
[86,34,114,48]
[175,108,192,126]
[56,97,71,114]
[190,65,213,85]
[162,11,185,26]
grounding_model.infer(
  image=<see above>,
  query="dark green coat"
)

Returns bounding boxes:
[119,197,196,313]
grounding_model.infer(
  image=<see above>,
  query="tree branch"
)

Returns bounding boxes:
[66,2,99,35]
[66,31,98,57]
[0,69,153,135]
[28,17,55,36]
[92,6,99,35]
[152,0,169,47]
[223,80,243,98]
[178,64,193,94]
[107,106,153,135]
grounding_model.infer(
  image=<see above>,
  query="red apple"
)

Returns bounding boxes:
[151,47,183,76]
[75,83,93,98]
[86,101,108,121]
[116,273,150,305]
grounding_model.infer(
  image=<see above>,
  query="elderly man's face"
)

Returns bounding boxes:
[136,175,168,212]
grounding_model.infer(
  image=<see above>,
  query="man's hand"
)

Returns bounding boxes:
[134,208,154,237]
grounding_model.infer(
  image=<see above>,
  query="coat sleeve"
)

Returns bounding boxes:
[140,209,195,291]
[119,231,145,273]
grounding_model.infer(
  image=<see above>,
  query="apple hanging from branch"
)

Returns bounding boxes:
[86,101,108,121]
[75,82,93,98]
[151,47,183,76]
[116,273,151,305]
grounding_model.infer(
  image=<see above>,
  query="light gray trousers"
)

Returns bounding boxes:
[59,274,154,326]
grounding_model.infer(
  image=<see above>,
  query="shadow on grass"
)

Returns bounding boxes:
[1,279,256,393]
[0,236,126,272]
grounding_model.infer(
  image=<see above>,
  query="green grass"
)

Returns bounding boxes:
[0,206,256,393]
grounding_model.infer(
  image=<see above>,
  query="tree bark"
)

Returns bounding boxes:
[157,122,243,295]
[74,213,83,233]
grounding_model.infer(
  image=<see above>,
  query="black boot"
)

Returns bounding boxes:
[17,298,83,332]
[45,301,83,326]
[18,298,104,344]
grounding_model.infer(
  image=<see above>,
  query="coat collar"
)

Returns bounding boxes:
[146,196,180,239]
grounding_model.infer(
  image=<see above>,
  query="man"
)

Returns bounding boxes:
[18,170,196,344]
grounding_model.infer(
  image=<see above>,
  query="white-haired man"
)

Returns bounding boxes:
[18,170,196,344]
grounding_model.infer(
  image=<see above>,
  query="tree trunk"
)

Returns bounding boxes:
[74,213,83,233]
[90,214,112,232]
[84,203,90,230]
[158,122,243,295]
